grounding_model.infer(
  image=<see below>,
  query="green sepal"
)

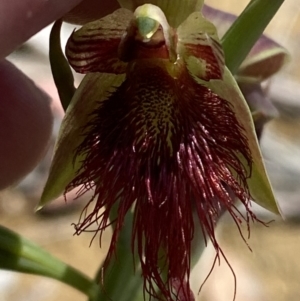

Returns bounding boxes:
[38,73,126,209]
[117,0,204,27]
[195,68,281,214]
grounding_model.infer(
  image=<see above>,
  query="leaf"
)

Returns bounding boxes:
[221,0,285,74]
[49,19,76,111]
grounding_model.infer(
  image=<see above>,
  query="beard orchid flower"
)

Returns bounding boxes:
[40,0,281,300]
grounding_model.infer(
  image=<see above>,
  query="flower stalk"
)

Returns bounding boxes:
[0,225,101,300]
[90,209,143,301]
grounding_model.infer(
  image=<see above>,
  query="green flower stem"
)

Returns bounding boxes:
[92,209,143,301]
[0,225,100,300]
[222,0,285,74]
[49,19,76,110]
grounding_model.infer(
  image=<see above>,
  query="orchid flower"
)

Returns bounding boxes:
[40,0,281,300]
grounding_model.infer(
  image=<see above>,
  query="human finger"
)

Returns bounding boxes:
[0,0,82,58]
[63,0,120,24]
[0,60,53,189]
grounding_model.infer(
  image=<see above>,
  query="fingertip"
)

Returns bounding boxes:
[63,0,120,24]
[0,60,53,189]
[0,0,82,58]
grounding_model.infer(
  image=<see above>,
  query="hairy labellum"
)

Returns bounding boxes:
[67,58,254,299]
[41,2,280,301]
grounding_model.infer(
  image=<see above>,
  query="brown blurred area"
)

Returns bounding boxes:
[1,1,300,300]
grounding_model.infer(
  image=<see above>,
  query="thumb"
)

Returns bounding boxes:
[0,60,53,189]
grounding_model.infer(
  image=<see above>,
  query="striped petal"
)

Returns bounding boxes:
[118,0,204,28]
[177,11,224,80]
[66,8,132,74]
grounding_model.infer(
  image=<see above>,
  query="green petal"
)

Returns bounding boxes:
[38,73,125,209]
[177,11,224,80]
[194,68,281,214]
[66,8,132,74]
[117,0,204,27]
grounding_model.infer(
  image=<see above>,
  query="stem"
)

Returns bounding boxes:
[91,208,143,301]
[0,225,100,300]
[222,0,285,74]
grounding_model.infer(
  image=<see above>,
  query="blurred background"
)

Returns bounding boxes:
[1,0,300,300]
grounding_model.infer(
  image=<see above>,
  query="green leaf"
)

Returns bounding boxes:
[49,20,76,111]
[222,0,285,74]
[0,225,100,299]
[38,73,126,209]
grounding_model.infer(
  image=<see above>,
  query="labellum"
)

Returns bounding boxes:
[41,0,280,300]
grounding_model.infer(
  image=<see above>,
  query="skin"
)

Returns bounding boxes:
[64,0,121,24]
[0,0,119,189]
